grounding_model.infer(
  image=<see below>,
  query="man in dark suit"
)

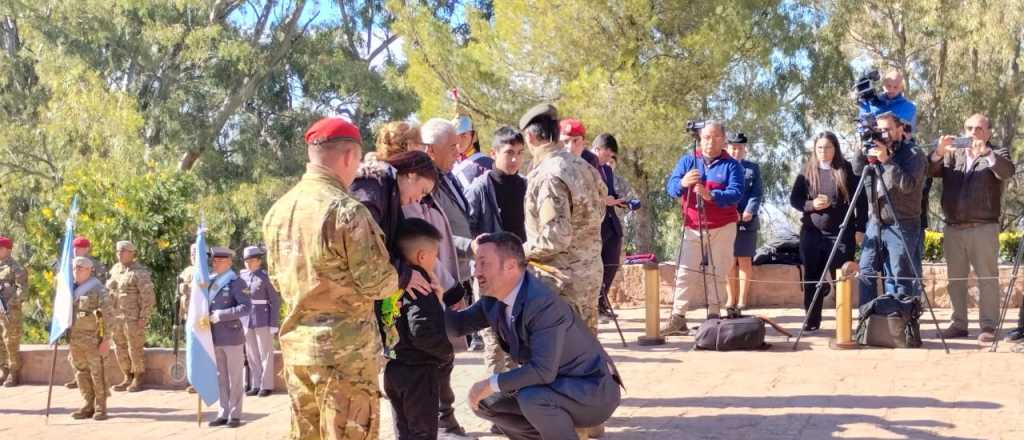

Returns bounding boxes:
[447,232,622,440]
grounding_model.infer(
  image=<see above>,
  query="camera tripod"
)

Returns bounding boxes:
[676,146,724,323]
[792,160,950,353]
[989,217,1024,352]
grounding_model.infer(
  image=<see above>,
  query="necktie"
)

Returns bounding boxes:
[495,301,519,358]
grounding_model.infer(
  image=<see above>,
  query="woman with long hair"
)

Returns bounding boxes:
[789,131,866,331]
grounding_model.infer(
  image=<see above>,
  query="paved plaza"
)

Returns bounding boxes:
[2,307,1023,439]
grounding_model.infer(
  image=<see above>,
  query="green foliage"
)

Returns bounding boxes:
[923,230,943,263]
[921,230,1024,264]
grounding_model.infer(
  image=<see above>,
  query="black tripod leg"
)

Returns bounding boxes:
[990,219,1024,352]
[600,293,628,347]
[873,164,949,354]
[792,173,869,350]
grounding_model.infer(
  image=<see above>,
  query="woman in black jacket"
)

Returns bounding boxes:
[789,131,867,331]
[351,150,438,293]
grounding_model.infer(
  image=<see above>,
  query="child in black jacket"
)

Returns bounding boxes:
[385,218,457,439]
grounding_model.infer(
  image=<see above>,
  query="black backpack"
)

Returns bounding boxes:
[694,315,769,351]
[855,294,923,348]
[752,231,803,266]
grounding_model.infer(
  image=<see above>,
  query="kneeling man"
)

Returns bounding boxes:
[446,232,622,439]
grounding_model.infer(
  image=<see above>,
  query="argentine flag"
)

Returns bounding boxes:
[185,225,219,405]
[48,196,78,344]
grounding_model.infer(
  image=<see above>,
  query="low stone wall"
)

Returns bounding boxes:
[608,262,1024,309]
[16,345,285,390]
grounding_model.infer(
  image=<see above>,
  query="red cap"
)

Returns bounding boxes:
[304,117,361,146]
[73,236,91,248]
[0,236,11,249]
[560,118,586,138]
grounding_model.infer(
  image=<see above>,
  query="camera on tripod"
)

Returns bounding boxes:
[854,70,881,107]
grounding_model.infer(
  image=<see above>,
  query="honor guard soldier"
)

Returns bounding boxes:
[106,240,155,392]
[68,256,115,421]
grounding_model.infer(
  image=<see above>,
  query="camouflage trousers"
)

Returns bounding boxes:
[111,318,147,374]
[481,327,517,374]
[529,266,601,335]
[285,363,380,440]
[70,333,108,404]
[0,309,21,371]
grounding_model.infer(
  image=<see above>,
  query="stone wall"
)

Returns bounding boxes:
[16,345,285,389]
[609,262,1024,309]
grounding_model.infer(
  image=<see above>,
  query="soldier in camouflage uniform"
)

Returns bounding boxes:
[518,105,607,335]
[68,256,115,421]
[66,236,108,389]
[0,236,28,387]
[262,117,398,440]
[106,240,155,392]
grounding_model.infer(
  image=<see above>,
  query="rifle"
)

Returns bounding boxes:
[169,292,186,383]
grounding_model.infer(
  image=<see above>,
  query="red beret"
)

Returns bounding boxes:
[73,236,91,248]
[560,118,586,138]
[0,236,11,249]
[304,117,361,146]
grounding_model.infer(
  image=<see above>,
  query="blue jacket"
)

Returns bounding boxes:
[859,93,918,131]
[736,160,763,231]
[666,150,744,229]
[240,268,280,329]
[209,272,251,347]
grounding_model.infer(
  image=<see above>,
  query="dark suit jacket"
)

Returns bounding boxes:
[597,164,623,239]
[209,275,251,346]
[446,272,622,403]
[240,268,280,329]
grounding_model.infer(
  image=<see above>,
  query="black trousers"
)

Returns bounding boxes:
[385,361,440,440]
[799,225,854,328]
[437,359,458,428]
[600,232,624,307]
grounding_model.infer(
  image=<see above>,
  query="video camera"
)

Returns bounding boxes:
[686,120,705,137]
[854,70,881,107]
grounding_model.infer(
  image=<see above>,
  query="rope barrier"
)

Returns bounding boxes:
[661,265,1023,286]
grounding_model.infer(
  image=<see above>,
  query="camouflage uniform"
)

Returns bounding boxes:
[106,260,155,390]
[177,265,195,322]
[524,142,607,334]
[64,255,108,389]
[0,256,28,386]
[262,163,398,440]
[69,276,114,420]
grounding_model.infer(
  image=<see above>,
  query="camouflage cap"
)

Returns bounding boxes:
[116,240,135,252]
[73,256,94,268]
[518,103,558,131]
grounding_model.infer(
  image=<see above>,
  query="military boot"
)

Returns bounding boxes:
[65,380,79,389]
[2,368,18,387]
[113,373,132,392]
[93,398,108,421]
[661,314,690,336]
[71,400,95,420]
[127,374,144,392]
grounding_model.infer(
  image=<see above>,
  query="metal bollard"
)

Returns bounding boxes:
[833,268,857,349]
[637,262,665,346]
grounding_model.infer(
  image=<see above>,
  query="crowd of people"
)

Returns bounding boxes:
[0,69,1021,440]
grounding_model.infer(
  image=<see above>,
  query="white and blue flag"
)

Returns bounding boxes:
[48,196,78,344]
[185,224,219,406]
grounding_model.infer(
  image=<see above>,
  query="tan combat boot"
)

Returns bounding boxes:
[660,313,690,336]
[71,400,95,420]
[65,380,79,389]
[2,368,18,387]
[127,374,144,392]
[93,397,108,421]
[113,373,132,392]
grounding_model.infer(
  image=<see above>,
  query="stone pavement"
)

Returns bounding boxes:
[2,307,1024,439]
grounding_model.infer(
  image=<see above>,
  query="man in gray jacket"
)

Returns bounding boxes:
[930,113,1015,343]
[207,247,251,428]
[240,246,280,397]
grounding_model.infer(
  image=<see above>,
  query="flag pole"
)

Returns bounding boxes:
[44,341,59,423]
[197,394,202,427]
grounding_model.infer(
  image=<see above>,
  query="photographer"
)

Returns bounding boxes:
[854,112,927,306]
[662,121,744,336]
[930,114,1014,343]
[858,70,917,131]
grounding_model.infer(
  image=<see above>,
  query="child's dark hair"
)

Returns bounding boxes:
[396,218,442,257]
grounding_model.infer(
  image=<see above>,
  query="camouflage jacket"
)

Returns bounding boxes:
[524,143,607,288]
[0,256,28,312]
[262,163,399,366]
[69,277,114,342]
[106,261,156,321]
